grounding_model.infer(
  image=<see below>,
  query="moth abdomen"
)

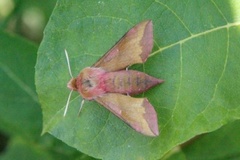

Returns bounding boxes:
[103,70,163,95]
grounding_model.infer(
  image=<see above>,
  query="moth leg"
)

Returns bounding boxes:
[78,99,85,116]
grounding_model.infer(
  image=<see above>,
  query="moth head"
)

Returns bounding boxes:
[67,78,77,91]
[78,68,97,91]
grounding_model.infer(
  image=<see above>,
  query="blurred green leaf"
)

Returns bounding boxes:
[0,31,40,139]
[167,120,240,160]
[0,31,94,160]
[0,0,57,42]
[1,137,53,160]
[35,0,240,160]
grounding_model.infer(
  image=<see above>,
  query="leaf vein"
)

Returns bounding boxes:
[211,0,229,23]
[202,27,230,115]
[151,22,240,57]
[155,1,192,35]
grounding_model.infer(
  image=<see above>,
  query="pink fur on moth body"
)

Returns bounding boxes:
[68,67,162,100]
[65,20,163,136]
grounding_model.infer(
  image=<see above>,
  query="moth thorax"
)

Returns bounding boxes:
[77,67,106,100]
[67,78,77,90]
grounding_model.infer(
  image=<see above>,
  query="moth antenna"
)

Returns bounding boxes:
[64,89,73,116]
[78,99,85,116]
[65,49,73,78]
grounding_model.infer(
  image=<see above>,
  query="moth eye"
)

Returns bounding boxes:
[82,79,93,88]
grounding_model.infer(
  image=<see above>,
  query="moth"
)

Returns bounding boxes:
[64,20,163,136]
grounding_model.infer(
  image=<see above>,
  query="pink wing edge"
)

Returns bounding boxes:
[142,98,159,136]
[138,20,153,62]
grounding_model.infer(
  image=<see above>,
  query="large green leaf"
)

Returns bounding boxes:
[35,0,240,159]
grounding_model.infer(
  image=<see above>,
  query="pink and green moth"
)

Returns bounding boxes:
[64,20,163,136]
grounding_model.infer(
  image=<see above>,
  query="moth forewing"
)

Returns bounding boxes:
[93,20,153,71]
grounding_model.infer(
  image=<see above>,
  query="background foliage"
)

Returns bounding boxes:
[1,0,240,160]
